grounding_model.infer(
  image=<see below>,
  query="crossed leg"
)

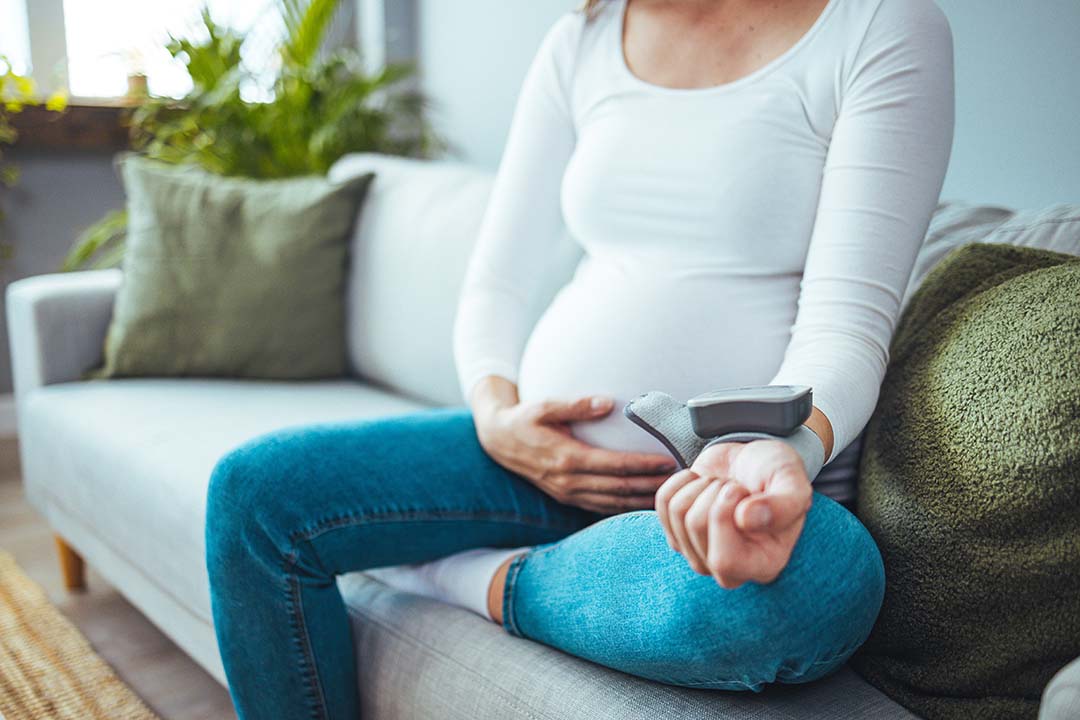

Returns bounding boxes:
[206,406,883,719]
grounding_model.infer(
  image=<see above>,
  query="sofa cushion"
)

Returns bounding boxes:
[854,244,1080,720]
[19,378,428,624]
[328,154,583,406]
[23,378,918,719]
[903,202,1080,310]
[98,156,373,380]
[341,573,918,719]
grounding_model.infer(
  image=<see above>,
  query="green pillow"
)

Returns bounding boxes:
[95,155,373,379]
[852,243,1080,720]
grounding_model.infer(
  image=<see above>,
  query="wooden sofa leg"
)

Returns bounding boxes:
[54,535,86,591]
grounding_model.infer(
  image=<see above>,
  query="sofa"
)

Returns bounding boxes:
[8,152,1080,719]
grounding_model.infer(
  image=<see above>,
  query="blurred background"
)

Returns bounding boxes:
[0,0,1078,405]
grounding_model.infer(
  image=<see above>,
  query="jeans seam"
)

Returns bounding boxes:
[669,676,760,690]
[289,509,583,551]
[285,575,331,720]
[654,647,855,690]
[277,508,584,714]
[501,513,649,639]
[776,643,857,678]
[501,551,528,638]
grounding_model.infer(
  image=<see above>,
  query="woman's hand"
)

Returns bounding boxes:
[470,376,678,514]
[655,438,813,589]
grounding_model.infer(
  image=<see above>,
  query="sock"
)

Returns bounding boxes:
[365,546,529,621]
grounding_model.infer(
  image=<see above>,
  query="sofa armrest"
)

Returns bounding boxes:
[6,270,121,400]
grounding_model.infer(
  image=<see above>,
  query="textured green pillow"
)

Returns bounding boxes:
[95,155,372,379]
[853,243,1080,720]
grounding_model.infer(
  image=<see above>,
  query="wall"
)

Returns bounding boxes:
[935,0,1080,208]
[1,0,1077,394]
[0,151,125,394]
[416,0,572,169]
[416,0,1080,208]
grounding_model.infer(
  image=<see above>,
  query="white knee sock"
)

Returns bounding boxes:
[365,546,529,622]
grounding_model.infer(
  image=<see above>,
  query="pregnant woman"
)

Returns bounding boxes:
[206,0,954,717]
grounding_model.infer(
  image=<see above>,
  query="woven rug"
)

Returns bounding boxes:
[0,550,160,720]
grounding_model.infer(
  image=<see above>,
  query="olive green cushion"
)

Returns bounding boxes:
[852,243,1080,720]
[95,156,372,379]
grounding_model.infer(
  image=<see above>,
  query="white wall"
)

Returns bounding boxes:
[417,0,573,169]
[417,0,1080,209]
[935,0,1080,208]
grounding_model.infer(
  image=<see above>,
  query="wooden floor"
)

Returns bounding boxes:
[0,438,238,720]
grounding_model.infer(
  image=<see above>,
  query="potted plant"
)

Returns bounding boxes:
[64,0,441,271]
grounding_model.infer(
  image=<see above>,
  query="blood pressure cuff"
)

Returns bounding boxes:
[623,391,825,480]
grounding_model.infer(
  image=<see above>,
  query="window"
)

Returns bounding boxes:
[3,0,286,100]
[4,0,386,103]
[63,0,283,99]
[0,0,31,75]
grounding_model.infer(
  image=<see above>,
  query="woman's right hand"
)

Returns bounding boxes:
[470,376,678,515]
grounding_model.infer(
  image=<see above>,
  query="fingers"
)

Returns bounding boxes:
[571,443,678,476]
[534,427,675,478]
[707,481,752,589]
[690,440,742,477]
[683,479,725,573]
[655,468,700,550]
[563,473,671,497]
[664,475,713,575]
[531,398,677,476]
[733,463,812,534]
[532,395,613,423]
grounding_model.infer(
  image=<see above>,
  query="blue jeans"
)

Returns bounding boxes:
[205,406,884,720]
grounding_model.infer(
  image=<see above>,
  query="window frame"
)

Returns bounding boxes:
[14,0,411,102]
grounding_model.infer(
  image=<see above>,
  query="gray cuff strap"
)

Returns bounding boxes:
[701,426,825,482]
[623,391,826,480]
[623,391,708,469]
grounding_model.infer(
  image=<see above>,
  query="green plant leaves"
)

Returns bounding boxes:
[130,0,437,179]
[280,0,340,68]
[66,0,442,270]
[62,209,128,271]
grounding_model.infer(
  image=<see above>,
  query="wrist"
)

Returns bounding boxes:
[469,375,519,423]
[703,425,825,482]
[803,405,834,462]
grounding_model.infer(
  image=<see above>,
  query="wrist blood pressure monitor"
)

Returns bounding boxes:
[686,385,812,437]
[623,384,825,481]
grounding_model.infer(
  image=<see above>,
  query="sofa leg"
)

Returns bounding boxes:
[54,535,86,591]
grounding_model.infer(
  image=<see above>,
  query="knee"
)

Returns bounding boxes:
[806,494,886,645]
[640,498,885,690]
[763,494,885,683]
[205,432,297,570]
[645,583,815,691]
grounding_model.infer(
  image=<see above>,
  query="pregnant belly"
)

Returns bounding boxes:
[516,259,798,454]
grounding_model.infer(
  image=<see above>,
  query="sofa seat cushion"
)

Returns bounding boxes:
[21,377,916,717]
[19,378,429,624]
[341,573,918,719]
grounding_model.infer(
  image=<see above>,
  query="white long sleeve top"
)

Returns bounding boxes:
[453,0,954,485]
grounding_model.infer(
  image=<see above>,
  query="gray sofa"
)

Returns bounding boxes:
[9,152,1080,719]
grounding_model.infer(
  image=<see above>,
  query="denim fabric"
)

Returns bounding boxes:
[205,406,884,720]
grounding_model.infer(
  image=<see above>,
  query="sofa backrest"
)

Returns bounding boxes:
[329,153,583,407]
[904,202,1080,310]
[330,154,1080,408]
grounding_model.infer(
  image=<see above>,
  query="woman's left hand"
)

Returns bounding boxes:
[655,439,813,589]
